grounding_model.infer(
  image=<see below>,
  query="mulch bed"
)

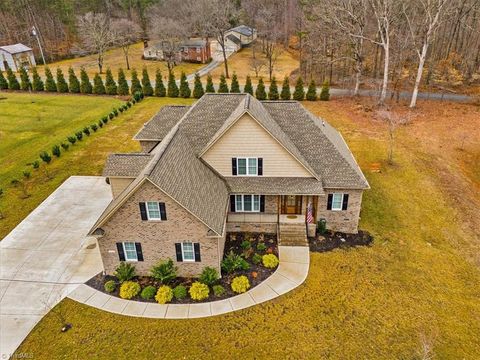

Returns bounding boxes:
[308,230,373,252]
[86,232,278,304]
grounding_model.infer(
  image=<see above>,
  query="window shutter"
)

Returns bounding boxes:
[342,194,349,210]
[159,202,167,220]
[175,243,183,262]
[327,194,333,210]
[232,158,237,175]
[258,158,263,176]
[139,202,147,220]
[135,243,144,261]
[230,195,236,212]
[260,195,265,212]
[116,242,125,261]
[194,243,201,262]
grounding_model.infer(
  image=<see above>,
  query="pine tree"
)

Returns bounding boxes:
[230,73,240,93]
[6,68,20,90]
[255,77,267,100]
[205,74,215,93]
[179,72,191,98]
[141,68,153,96]
[154,69,166,97]
[293,77,305,101]
[244,75,253,95]
[105,68,117,95]
[80,68,92,94]
[192,73,204,99]
[117,68,129,95]
[0,71,8,90]
[268,76,279,100]
[319,80,330,101]
[19,67,31,91]
[44,67,57,92]
[68,67,80,93]
[306,79,317,101]
[130,69,142,95]
[280,76,291,100]
[218,73,229,93]
[167,71,179,97]
[56,68,69,92]
[31,68,44,91]
[92,73,106,94]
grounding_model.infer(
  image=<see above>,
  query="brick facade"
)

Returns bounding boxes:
[98,180,225,277]
[316,189,363,234]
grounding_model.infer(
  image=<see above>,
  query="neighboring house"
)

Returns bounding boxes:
[225,25,257,47]
[143,38,211,64]
[0,43,36,72]
[89,94,369,277]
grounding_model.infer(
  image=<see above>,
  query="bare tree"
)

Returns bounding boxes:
[41,291,71,332]
[111,18,142,70]
[250,57,266,78]
[377,109,410,164]
[77,12,117,74]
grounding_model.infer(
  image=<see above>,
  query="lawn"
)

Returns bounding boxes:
[0,93,194,239]
[15,98,480,359]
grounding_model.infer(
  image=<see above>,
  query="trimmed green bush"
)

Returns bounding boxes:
[19,67,31,90]
[230,73,240,93]
[31,67,44,91]
[212,285,226,297]
[281,76,291,100]
[61,143,69,151]
[109,112,115,120]
[173,285,187,300]
[293,77,305,101]
[189,282,209,301]
[241,240,251,250]
[44,67,57,92]
[205,74,215,93]
[117,68,129,95]
[102,116,108,124]
[31,160,40,169]
[320,80,330,101]
[6,68,20,90]
[218,73,229,93]
[155,285,173,304]
[231,275,250,294]
[306,79,317,101]
[199,267,219,286]
[93,73,105,94]
[56,68,69,93]
[268,76,279,100]
[23,170,31,179]
[252,253,262,265]
[80,68,92,94]
[256,243,267,252]
[0,71,8,90]
[67,136,76,145]
[119,281,141,299]
[114,262,136,283]
[75,131,83,141]
[167,71,178,97]
[179,72,191,98]
[262,254,279,268]
[150,259,177,284]
[255,77,267,100]
[82,127,90,136]
[91,124,98,132]
[244,75,253,95]
[39,151,51,164]
[192,73,204,98]
[141,68,153,96]
[130,69,142,94]
[105,68,117,95]
[221,251,250,273]
[141,285,157,300]
[98,120,103,128]
[154,69,166,97]
[68,67,80,93]
[104,280,116,293]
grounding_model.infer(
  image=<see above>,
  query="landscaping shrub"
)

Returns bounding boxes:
[231,275,250,294]
[23,170,31,179]
[109,112,115,120]
[150,259,177,284]
[179,71,191,98]
[155,285,173,304]
[154,69,166,97]
[256,243,267,252]
[120,281,141,299]
[102,116,108,124]
[205,74,215,93]
[255,78,267,100]
[218,74,229,93]
[39,151,52,164]
[6,68,20,90]
[31,160,40,169]
[173,285,187,300]
[98,120,103,128]
[212,285,226,297]
[189,282,209,301]
[67,136,76,145]
[117,68,129,96]
[104,280,116,293]
[126,101,132,108]
[268,76,279,100]
[75,131,83,141]
[293,77,305,101]
[281,76,291,100]
[320,80,330,101]
[82,127,90,136]
[61,143,69,151]
[93,73,106,95]
[192,73,204,98]
[241,240,251,250]
[19,67,31,91]
[114,262,136,283]
[230,73,240,93]
[68,67,80,93]
[221,251,250,273]
[56,68,69,93]
[199,267,219,286]
[306,79,317,101]
[141,285,157,300]
[130,69,142,95]
[167,71,179,97]
[105,68,117,95]
[91,124,98,132]
[262,254,279,268]
[32,67,44,91]
[80,68,92,94]
[44,67,57,92]
[0,71,8,90]
[317,219,327,234]
[244,75,253,95]
[141,67,153,96]
[111,108,118,117]
[252,253,262,265]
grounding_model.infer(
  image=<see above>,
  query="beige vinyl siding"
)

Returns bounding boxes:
[202,113,311,177]
[109,177,135,198]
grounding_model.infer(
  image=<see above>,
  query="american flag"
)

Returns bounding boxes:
[306,201,314,223]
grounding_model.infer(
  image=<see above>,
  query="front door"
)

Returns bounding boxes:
[283,195,302,214]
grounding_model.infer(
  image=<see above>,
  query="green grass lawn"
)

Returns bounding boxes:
[14,98,480,359]
[0,92,193,238]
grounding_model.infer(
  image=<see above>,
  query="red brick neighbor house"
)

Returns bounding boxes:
[89,94,369,277]
[143,38,211,64]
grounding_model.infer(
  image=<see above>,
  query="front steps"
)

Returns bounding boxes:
[279,222,309,247]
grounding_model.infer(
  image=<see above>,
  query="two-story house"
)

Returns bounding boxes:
[89,94,369,277]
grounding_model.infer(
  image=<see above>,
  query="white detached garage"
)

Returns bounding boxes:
[0,43,36,72]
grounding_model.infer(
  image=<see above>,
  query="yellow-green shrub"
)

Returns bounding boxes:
[262,254,279,268]
[119,281,141,299]
[189,282,209,301]
[155,285,173,304]
[231,275,250,293]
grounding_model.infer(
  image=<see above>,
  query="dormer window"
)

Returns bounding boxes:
[232,157,263,176]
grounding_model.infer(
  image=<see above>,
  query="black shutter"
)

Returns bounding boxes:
[342,194,349,210]
[230,195,236,212]
[260,195,265,212]
[258,158,263,175]
[194,243,201,262]
[159,202,167,220]
[327,194,333,210]
[175,243,183,262]
[139,202,147,220]
[232,158,237,175]
[135,243,144,261]
[116,242,125,261]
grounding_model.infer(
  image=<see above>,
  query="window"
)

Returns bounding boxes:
[196,47,201,53]
[237,157,257,176]
[331,193,343,211]
[123,242,138,261]
[181,242,195,262]
[146,201,161,220]
[235,195,260,212]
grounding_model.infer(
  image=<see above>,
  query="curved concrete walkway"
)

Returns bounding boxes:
[68,245,309,319]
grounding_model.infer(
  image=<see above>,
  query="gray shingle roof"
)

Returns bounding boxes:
[226,35,241,45]
[229,25,255,36]
[227,177,325,195]
[133,105,190,140]
[0,43,32,54]
[103,153,153,177]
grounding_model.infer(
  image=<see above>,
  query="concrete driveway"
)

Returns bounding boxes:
[0,176,111,358]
